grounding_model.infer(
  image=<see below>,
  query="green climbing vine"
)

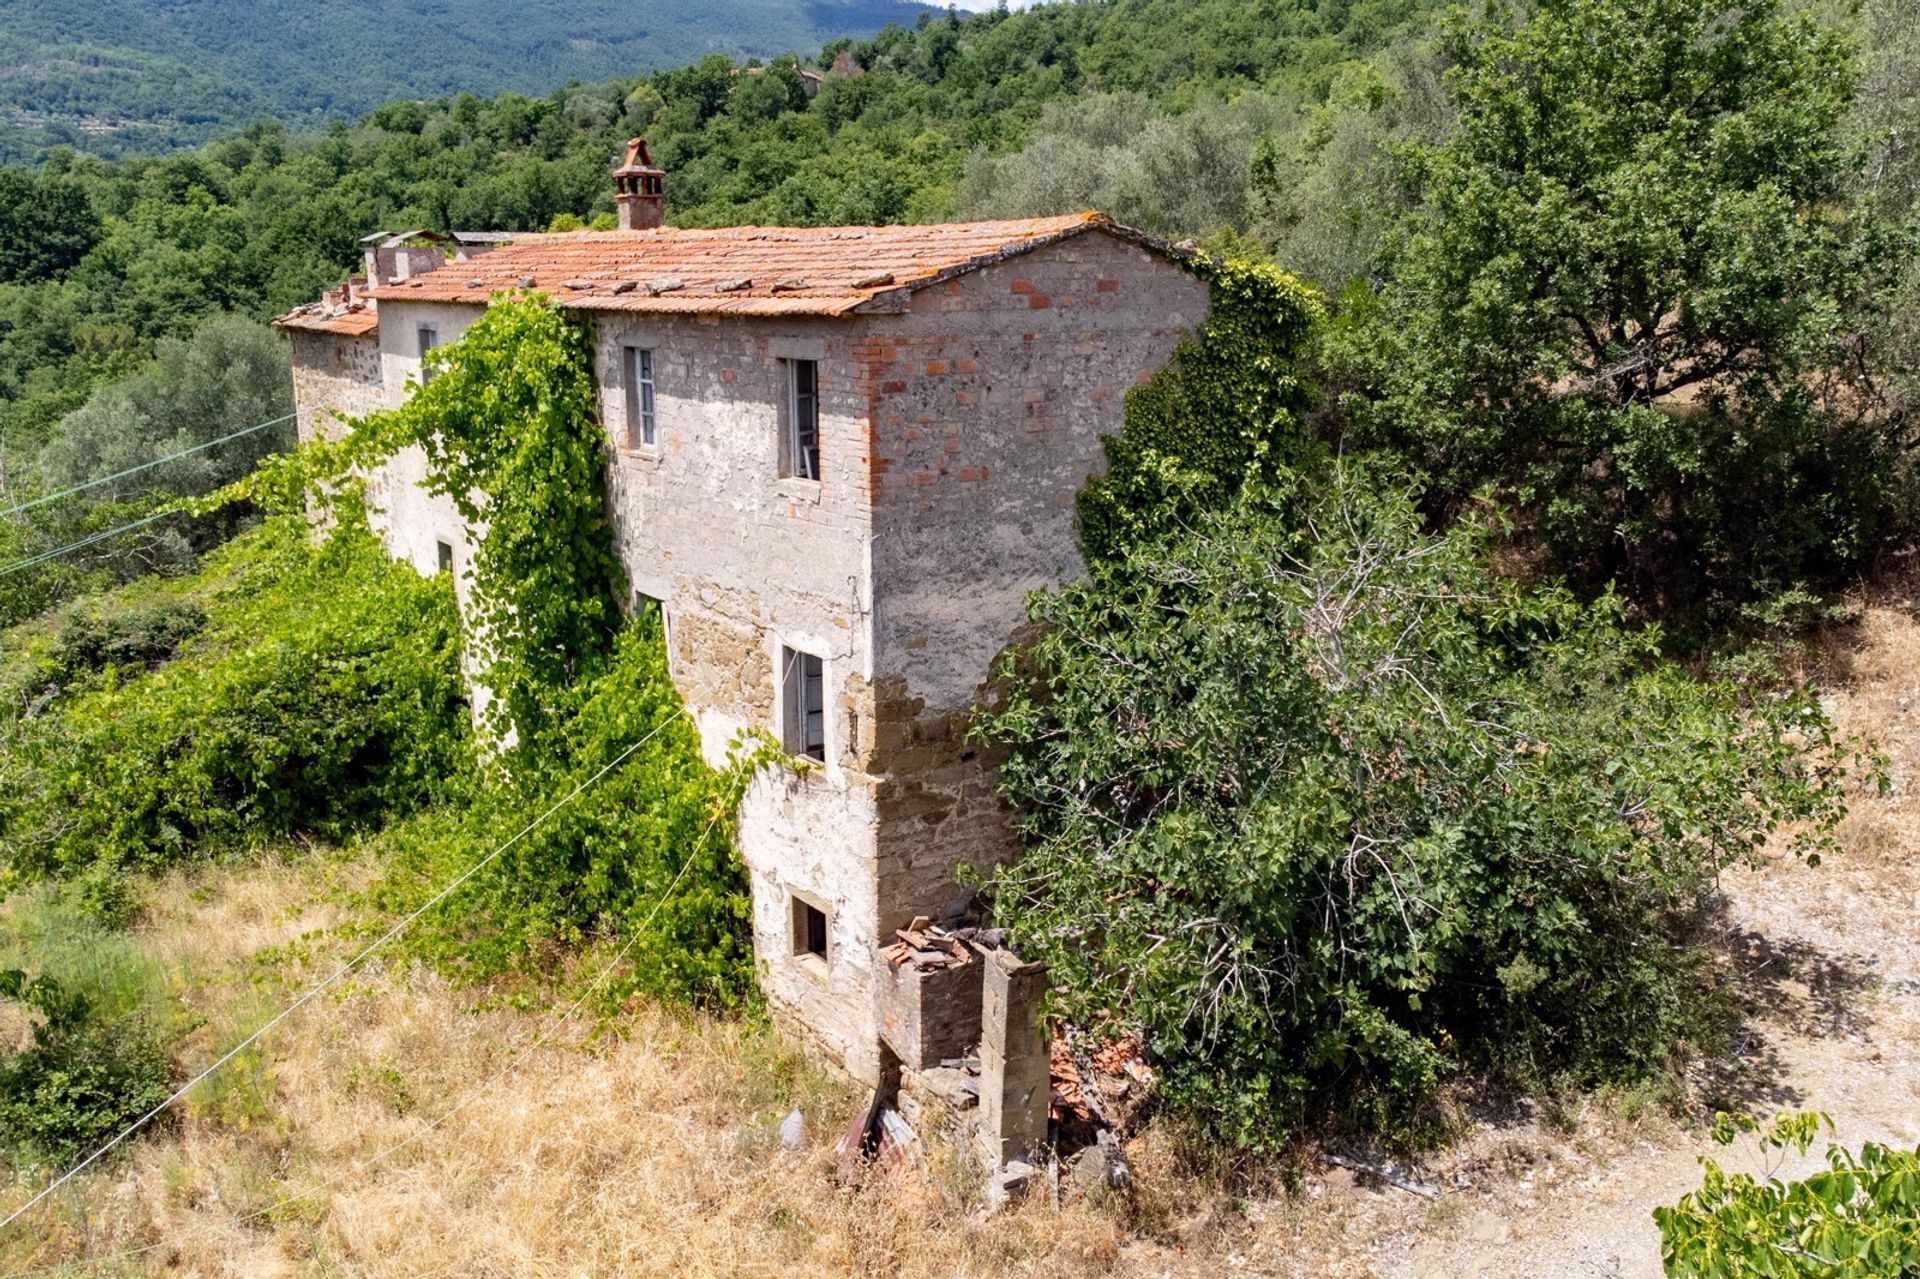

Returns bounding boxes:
[329,295,771,1005]
[1075,258,1325,566]
[353,300,621,748]
[173,295,764,1002]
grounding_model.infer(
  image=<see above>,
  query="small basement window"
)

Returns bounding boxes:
[417,324,440,384]
[791,895,828,963]
[623,345,656,449]
[435,540,453,574]
[781,645,825,762]
[781,358,820,481]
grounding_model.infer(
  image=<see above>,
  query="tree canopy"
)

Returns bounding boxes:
[1335,0,1915,630]
[980,469,1861,1151]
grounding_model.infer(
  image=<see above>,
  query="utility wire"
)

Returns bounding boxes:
[7,768,719,1279]
[0,510,180,579]
[0,413,295,521]
[0,716,683,1238]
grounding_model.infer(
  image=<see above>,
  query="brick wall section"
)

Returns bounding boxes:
[858,234,1209,933]
[876,957,984,1071]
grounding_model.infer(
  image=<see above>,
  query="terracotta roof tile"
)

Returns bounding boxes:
[275,308,379,337]
[362,213,1164,316]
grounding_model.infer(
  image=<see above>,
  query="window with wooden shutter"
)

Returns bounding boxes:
[781,645,825,762]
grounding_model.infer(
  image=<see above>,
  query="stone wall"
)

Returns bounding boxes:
[366,301,484,583]
[876,955,984,1071]
[590,309,887,1081]
[976,948,1051,1174]
[288,329,382,446]
[857,234,1210,933]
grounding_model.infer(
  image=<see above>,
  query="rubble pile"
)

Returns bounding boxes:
[880,914,981,972]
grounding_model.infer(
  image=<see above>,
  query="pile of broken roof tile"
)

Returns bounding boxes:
[882,916,975,972]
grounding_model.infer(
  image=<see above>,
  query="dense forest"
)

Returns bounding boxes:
[4,0,1920,1263]
[0,0,935,161]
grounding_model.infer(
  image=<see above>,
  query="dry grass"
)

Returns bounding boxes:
[1814,595,1920,874]
[1,859,1188,1278]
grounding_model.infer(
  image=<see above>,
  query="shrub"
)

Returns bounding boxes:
[0,969,174,1163]
[52,597,207,677]
[373,619,766,1008]
[0,892,177,1163]
[977,467,1861,1152]
[0,510,470,885]
[1656,1112,1920,1278]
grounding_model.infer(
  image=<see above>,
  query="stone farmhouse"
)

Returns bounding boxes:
[276,145,1210,1143]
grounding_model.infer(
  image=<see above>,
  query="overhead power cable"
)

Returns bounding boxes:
[1,412,296,520]
[0,510,180,579]
[0,716,682,1238]
[9,773,721,1279]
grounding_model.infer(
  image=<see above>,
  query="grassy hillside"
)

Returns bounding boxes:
[0,0,933,161]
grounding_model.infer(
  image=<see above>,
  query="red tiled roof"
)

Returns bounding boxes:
[275,308,379,337]
[362,212,1165,316]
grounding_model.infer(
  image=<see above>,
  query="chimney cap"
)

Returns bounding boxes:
[612,137,663,178]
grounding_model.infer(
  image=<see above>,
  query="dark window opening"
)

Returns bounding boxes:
[782,645,825,762]
[635,590,670,649]
[793,896,828,962]
[783,358,819,481]
[417,325,440,384]
[436,540,453,574]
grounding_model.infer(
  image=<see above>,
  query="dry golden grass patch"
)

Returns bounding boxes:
[2,853,1174,1278]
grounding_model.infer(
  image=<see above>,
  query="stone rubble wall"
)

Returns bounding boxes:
[288,328,382,448]
[589,309,886,1080]
[858,234,1210,934]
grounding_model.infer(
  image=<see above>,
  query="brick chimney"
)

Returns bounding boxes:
[612,138,665,231]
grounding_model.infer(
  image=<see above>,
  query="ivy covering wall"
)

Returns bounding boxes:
[346,295,772,1006]
[1076,258,1325,566]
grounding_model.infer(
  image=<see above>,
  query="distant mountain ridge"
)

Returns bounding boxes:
[0,0,934,161]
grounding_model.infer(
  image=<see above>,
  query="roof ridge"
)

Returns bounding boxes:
[356,211,1168,318]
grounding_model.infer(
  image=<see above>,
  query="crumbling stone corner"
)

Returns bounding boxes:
[976,946,1049,1175]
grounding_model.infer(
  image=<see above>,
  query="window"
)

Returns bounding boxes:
[635,590,671,652]
[791,895,828,963]
[623,345,656,448]
[781,645,825,762]
[417,325,439,383]
[782,358,820,481]
[435,540,453,575]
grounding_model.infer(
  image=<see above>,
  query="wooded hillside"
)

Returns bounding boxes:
[0,0,935,160]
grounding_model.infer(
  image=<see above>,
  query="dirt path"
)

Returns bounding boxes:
[1387,850,1920,1279]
